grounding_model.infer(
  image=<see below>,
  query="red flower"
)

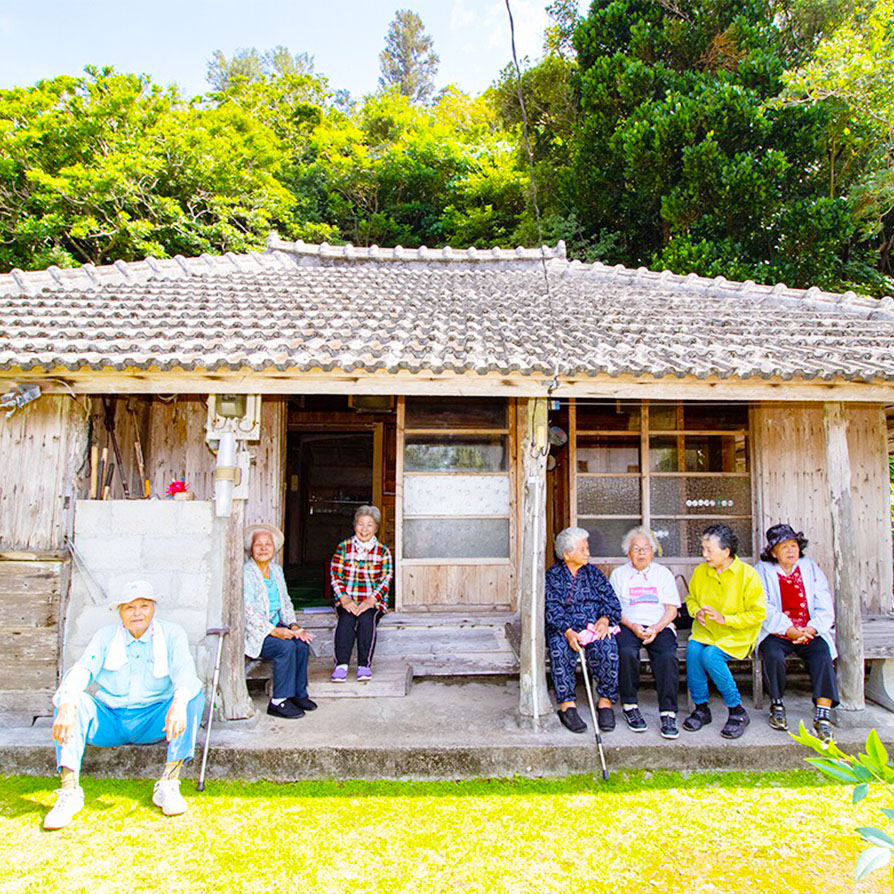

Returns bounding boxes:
[166,479,189,497]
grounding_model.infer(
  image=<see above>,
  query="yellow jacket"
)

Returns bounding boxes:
[686,558,766,660]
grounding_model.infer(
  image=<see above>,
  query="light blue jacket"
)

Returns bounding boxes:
[55,619,201,709]
[243,560,297,658]
[755,557,837,659]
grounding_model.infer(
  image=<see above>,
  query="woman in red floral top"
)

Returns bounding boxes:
[755,524,838,741]
[329,505,393,683]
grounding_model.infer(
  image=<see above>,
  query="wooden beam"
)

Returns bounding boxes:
[517,397,553,725]
[217,501,254,720]
[823,402,865,710]
[6,368,894,403]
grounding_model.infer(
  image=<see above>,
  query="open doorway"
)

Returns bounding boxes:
[284,430,376,607]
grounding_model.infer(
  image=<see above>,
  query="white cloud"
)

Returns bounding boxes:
[450,0,477,31]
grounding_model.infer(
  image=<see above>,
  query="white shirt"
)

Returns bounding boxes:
[610,560,680,629]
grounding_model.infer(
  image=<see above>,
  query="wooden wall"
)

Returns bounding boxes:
[753,403,893,613]
[0,395,90,550]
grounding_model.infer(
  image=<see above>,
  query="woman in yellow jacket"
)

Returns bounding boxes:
[683,523,766,739]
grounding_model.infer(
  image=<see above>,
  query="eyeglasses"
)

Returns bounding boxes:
[630,545,653,554]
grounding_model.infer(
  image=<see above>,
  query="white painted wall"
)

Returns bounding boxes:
[63,500,226,681]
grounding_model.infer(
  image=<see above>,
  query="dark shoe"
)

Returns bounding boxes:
[682,703,712,732]
[768,703,788,731]
[623,706,647,732]
[813,716,834,743]
[291,696,317,712]
[597,707,616,732]
[267,699,304,719]
[660,714,680,739]
[558,706,587,734]
[720,708,750,739]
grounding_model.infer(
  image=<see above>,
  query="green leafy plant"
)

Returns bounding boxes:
[794,721,894,884]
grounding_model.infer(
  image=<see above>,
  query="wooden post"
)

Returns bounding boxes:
[517,398,553,726]
[218,500,254,720]
[823,402,864,711]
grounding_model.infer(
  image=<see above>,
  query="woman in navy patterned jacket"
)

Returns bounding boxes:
[546,526,622,735]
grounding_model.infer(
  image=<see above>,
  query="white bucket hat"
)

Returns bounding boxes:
[108,579,159,611]
[244,523,285,553]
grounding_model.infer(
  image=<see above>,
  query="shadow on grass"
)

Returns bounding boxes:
[2,769,844,808]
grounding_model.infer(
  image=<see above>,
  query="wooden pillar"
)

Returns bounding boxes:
[218,500,254,720]
[823,402,864,711]
[518,398,553,725]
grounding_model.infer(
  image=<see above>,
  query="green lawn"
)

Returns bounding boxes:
[0,771,887,894]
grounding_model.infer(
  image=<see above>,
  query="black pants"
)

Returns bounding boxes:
[617,626,679,712]
[759,635,839,706]
[259,624,310,700]
[334,606,381,667]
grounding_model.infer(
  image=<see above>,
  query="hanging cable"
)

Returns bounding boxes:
[505,0,561,403]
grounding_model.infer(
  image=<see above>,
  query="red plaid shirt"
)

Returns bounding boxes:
[330,537,393,611]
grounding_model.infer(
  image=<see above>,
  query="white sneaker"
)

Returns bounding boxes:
[152,779,188,816]
[43,787,84,830]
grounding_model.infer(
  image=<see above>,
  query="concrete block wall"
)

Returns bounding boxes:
[63,500,225,681]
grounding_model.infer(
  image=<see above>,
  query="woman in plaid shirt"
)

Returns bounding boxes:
[329,505,393,682]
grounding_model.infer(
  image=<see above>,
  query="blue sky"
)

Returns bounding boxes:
[0,1,583,98]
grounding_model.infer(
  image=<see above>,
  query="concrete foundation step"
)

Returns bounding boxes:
[308,660,413,698]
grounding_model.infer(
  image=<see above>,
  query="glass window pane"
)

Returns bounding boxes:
[649,436,748,473]
[683,435,748,473]
[403,518,510,559]
[684,404,748,431]
[651,477,752,516]
[405,474,510,516]
[577,477,641,516]
[685,519,754,558]
[578,519,641,557]
[650,519,682,557]
[649,403,679,431]
[576,402,641,432]
[405,437,507,471]
[649,436,680,471]
[577,435,640,473]
[405,397,507,429]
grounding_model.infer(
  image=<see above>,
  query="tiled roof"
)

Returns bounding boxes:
[0,238,892,383]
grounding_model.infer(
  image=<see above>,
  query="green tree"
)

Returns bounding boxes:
[206,46,315,92]
[378,9,440,104]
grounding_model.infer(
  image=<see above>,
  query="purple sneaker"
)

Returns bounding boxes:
[357,666,372,682]
[331,665,348,683]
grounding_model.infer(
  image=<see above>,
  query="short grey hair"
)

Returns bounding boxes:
[354,504,381,527]
[621,526,659,555]
[554,526,589,559]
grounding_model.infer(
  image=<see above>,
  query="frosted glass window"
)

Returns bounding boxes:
[577,477,640,516]
[685,519,753,558]
[405,437,507,472]
[579,519,640,557]
[405,475,510,517]
[651,477,752,516]
[650,519,681,557]
[403,518,510,558]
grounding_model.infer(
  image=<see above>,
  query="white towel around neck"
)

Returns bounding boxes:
[103,619,169,678]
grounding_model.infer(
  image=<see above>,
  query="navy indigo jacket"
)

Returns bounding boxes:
[545,561,622,636]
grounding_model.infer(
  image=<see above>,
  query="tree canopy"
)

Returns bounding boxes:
[0,2,891,298]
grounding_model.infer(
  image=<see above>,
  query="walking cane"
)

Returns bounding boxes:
[197,626,229,792]
[579,648,610,781]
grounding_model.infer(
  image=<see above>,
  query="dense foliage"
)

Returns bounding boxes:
[0,1,891,297]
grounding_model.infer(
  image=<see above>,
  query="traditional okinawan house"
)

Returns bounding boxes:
[0,236,892,726]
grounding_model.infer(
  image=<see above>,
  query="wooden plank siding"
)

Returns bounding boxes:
[0,396,90,550]
[0,557,65,713]
[752,402,893,613]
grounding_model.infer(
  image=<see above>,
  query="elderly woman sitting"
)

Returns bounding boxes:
[756,523,838,742]
[545,526,621,734]
[609,526,681,739]
[244,523,316,719]
[684,523,766,739]
[330,505,393,683]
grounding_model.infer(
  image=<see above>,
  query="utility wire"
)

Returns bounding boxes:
[504,0,561,397]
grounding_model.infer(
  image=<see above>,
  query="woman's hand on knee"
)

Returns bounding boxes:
[269,627,293,640]
[53,703,77,745]
[564,629,582,652]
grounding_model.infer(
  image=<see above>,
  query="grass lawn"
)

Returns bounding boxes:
[0,770,888,894]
